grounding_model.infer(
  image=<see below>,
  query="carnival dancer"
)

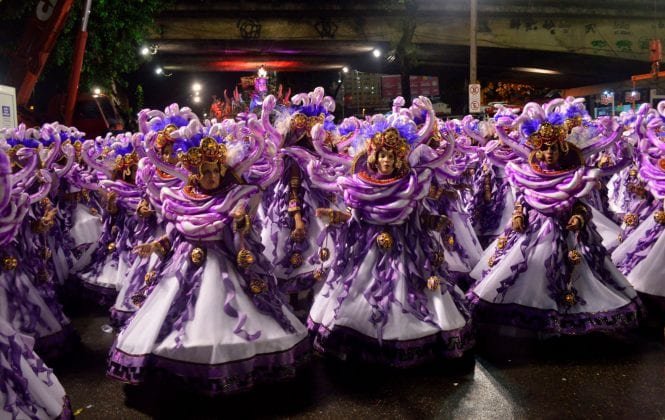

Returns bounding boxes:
[56,124,103,276]
[308,97,473,366]
[465,110,521,248]
[108,106,309,394]
[425,117,482,288]
[469,100,640,336]
[261,88,344,315]
[0,127,77,359]
[75,133,142,304]
[612,101,665,317]
[109,105,194,327]
[607,105,657,246]
[561,98,623,251]
[0,148,73,419]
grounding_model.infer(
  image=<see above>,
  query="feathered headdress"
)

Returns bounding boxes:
[178,136,227,173]
[287,87,336,140]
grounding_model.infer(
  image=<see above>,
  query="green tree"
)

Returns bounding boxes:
[0,0,171,92]
[51,0,172,91]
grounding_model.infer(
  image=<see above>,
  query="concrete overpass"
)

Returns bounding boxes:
[148,0,665,87]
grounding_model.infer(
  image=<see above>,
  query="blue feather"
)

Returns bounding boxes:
[547,112,565,125]
[168,115,188,128]
[522,119,541,136]
[22,139,40,148]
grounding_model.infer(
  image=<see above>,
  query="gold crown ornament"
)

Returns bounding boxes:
[527,122,567,150]
[179,137,227,173]
[155,124,178,150]
[113,152,139,177]
[291,112,325,133]
[564,115,583,133]
[368,128,409,160]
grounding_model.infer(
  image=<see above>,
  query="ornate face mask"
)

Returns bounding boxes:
[366,128,409,177]
[179,137,228,192]
[376,148,396,175]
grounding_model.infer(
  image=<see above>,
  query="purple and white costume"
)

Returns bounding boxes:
[108,110,308,394]
[469,100,640,336]
[76,134,141,304]
[612,101,665,304]
[0,128,76,359]
[465,114,520,247]
[308,98,473,366]
[0,148,72,419]
[261,90,341,299]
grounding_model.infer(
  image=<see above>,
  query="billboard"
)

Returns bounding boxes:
[381,75,440,99]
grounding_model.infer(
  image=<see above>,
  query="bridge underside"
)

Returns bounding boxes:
[149,0,664,88]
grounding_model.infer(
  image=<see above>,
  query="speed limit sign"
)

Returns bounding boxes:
[469,84,481,113]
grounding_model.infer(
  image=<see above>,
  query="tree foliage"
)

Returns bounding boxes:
[0,0,171,91]
[52,0,172,90]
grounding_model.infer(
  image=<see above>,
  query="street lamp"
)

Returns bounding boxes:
[192,82,202,93]
[155,66,172,77]
[93,87,101,96]
[140,45,158,56]
[342,66,349,73]
[372,48,381,58]
[193,96,201,104]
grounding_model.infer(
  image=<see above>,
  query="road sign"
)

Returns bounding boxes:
[469,83,481,113]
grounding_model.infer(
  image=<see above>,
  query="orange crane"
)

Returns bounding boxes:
[5,0,76,109]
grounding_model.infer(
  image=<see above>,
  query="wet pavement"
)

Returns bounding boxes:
[50,303,665,419]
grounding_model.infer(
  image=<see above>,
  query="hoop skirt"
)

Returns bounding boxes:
[308,161,474,366]
[468,162,641,336]
[108,183,309,394]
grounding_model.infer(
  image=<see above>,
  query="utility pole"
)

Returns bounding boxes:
[470,0,477,84]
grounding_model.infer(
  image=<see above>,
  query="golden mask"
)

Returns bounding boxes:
[318,247,330,262]
[190,247,206,266]
[237,248,256,269]
[654,210,665,225]
[144,270,157,285]
[567,249,582,265]
[2,256,18,271]
[249,278,267,294]
[290,252,304,268]
[376,232,394,250]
